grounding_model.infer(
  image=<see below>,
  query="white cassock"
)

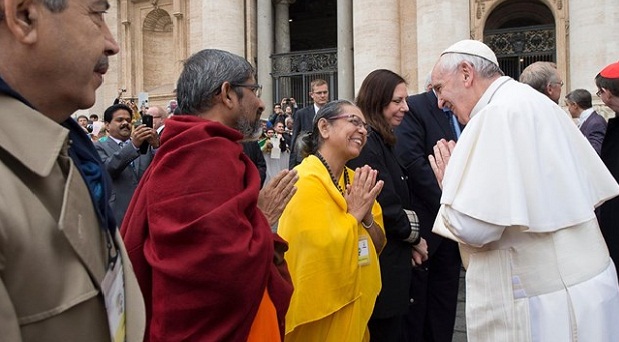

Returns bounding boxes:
[434,76,619,342]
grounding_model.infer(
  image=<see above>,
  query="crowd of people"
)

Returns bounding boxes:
[1,2,619,341]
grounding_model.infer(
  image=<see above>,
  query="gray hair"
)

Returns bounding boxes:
[0,0,68,21]
[565,89,593,109]
[42,0,68,11]
[298,99,354,158]
[519,61,560,95]
[176,49,255,115]
[438,53,504,79]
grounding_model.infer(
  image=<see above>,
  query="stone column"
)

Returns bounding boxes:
[274,0,294,102]
[417,0,469,91]
[274,0,294,54]
[569,0,619,93]
[337,0,354,101]
[257,0,275,118]
[353,0,401,94]
[201,1,245,56]
[172,0,187,79]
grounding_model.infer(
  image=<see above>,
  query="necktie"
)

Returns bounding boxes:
[444,110,461,141]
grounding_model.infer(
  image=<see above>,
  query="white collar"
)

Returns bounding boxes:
[470,76,513,119]
[578,108,595,127]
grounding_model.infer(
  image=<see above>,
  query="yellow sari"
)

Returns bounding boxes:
[279,155,384,341]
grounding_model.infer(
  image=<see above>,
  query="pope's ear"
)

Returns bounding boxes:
[3,0,39,44]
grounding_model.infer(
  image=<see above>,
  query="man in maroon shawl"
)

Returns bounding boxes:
[121,49,297,341]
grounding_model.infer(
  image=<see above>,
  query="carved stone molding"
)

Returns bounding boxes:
[271,49,337,76]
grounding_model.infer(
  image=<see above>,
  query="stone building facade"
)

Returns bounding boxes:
[81,0,619,119]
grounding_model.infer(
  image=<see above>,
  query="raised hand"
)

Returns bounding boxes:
[345,165,384,223]
[428,139,456,190]
[257,169,299,226]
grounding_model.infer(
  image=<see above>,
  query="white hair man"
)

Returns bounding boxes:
[429,40,619,341]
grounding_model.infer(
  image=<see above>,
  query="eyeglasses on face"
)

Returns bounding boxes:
[550,81,564,87]
[230,83,262,97]
[327,114,371,132]
[596,89,604,97]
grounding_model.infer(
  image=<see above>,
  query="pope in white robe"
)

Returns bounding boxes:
[429,40,619,342]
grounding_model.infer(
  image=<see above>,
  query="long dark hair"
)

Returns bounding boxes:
[355,69,406,147]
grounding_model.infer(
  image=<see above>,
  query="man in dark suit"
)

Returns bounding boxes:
[596,61,619,278]
[565,89,607,155]
[289,78,330,168]
[395,89,462,342]
[96,103,159,225]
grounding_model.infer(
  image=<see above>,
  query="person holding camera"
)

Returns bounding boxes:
[268,102,284,126]
[95,103,159,226]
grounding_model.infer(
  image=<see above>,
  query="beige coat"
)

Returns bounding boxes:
[0,95,145,342]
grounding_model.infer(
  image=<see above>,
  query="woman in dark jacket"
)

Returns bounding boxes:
[348,69,428,341]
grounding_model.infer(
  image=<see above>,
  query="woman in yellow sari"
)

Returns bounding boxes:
[279,99,386,341]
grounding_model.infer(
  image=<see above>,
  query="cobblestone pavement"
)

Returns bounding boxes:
[452,268,467,342]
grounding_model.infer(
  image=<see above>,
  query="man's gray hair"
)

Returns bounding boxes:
[438,53,504,79]
[565,89,593,110]
[42,0,68,11]
[176,49,255,115]
[1,0,67,21]
[519,61,560,94]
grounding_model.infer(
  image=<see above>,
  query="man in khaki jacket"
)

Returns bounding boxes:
[0,0,145,341]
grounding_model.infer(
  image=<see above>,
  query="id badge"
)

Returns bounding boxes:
[358,235,370,266]
[102,258,126,342]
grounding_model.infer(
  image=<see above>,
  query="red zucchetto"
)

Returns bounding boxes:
[600,61,619,79]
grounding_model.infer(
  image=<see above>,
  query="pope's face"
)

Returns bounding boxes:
[431,60,476,124]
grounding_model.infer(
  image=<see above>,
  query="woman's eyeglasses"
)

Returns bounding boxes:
[327,114,371,132]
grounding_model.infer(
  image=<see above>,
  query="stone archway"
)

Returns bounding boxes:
[142,9,175,94]
[470,0,568,82]
[484,0,555,79]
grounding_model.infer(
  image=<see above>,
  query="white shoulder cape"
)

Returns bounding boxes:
[441,77,619,232]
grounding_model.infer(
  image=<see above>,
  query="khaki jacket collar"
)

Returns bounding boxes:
[0,94,68,177]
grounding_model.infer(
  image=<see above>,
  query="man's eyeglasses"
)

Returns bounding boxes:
[231,83,262,97]
[327,114,371,132]
[596,89,604,97]
[550,81,564,87]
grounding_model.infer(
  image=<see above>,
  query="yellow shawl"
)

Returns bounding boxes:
[279,155,384,341]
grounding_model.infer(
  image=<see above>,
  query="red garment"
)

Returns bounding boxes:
[121,115,293,341]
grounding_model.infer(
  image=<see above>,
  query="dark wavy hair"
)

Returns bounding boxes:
[355,69,406,147]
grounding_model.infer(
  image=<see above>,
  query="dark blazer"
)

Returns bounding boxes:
[600,116,619,276]
[289,105,316,168]
[394,91,461,255]
[394,90,463,342]
[348,130,414,319]
[580,110,607,155]
[95,138,153,225]
[242,140,267,188]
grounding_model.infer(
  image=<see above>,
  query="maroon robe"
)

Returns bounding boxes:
[121,115,293,341]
